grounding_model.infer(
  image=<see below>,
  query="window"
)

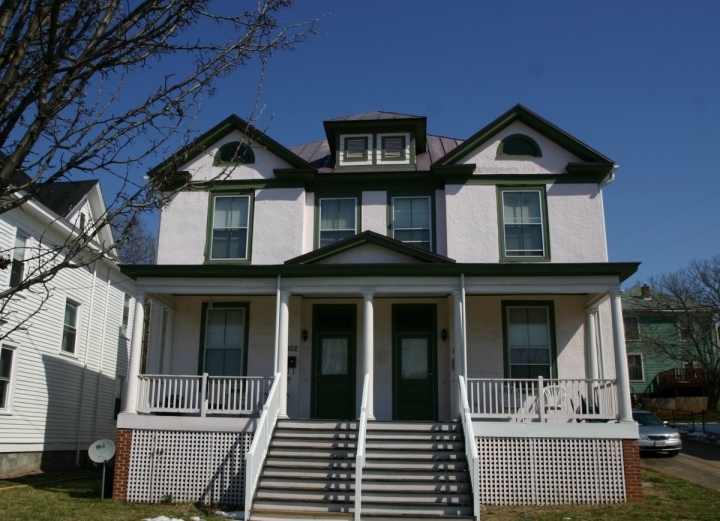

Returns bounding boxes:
[9,231,26,288]
[62,300,79,354]
[500,189,547,258]
[0,345,16,412]
[214,141,255,165]
[203,304,246,376]
[121,294,130,336]
[627,354,644,382]
[78,213,86,231]
[391,196,432,251]
[624,316,640,341]
[678,315,693,342]
[381,136,406,161]
[319,198,357,247]
[343,137,369,162]
[497,134,542,157]
[504,304,554,379]
[114,376,124,419]
[209,195,251,260]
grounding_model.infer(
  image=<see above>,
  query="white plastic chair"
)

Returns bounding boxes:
[543,385,567,413]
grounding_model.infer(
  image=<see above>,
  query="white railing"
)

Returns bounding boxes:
[244,372,281,521]
[458,376,480,521]
[354,374,370,521]
[136,374,273,416]
[466,377,619,422]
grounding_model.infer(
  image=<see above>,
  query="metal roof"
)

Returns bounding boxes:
[325,111,424,122]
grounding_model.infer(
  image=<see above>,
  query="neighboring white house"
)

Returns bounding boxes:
[115,105,642,518]
[0,179,136,478]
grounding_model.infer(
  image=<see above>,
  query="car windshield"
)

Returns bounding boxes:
[633,412,665,426]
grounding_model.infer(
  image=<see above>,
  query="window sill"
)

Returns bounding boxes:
[0,410,13,416]
[57,350,79,361]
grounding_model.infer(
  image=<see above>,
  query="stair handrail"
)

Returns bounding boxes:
[354,373,370,521]
[244,372,281,521]
[458,375,480,521]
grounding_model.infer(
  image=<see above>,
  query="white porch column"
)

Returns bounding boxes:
[362,291,375,420]
[586,309,599,381]
[610,290,633,422]
[122,293,146,414]
[278,291,291,419]
[452,291,465,380]
[162,309,175,374]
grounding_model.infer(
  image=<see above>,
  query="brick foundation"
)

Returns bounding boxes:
[112,429,132,501]
[622,439,643,503]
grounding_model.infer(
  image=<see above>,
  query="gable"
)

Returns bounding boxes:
[314,243,426,264]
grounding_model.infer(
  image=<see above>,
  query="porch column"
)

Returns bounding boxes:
[278,291,291,419]
[162,309,175,374]
[586,309,599,381]
[362,291,375,420]
[122,293,145,414]
[452,291,465,380]
[610,290,633,422]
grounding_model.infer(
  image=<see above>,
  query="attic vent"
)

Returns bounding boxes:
[498,134,542,158]
[343,137,369,161]
[381,136,406,160]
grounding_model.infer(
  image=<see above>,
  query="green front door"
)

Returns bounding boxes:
[312,305,356,419]
[393,305,438,421]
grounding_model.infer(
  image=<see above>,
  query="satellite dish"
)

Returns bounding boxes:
[88,439,116,463]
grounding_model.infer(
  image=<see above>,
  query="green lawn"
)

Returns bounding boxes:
[0,468,719,520]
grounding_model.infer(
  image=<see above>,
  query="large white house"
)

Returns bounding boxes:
[0,179,136,478]
[116,105,642,520]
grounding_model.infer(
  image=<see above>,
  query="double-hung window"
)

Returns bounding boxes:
[391,196,432,251]
[505,305,553,378]
[319,198,357,247]
[9,231,26,288]
[501,190,547,258]
[0,345,16,412]
[627,354,644,382]
[203,304,246,376]
[624,316,640,341]
[210,195,251,260]
[62,300,79,354]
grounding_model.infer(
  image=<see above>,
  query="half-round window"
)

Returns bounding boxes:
[215,141,255,165]
[497,134,541,158]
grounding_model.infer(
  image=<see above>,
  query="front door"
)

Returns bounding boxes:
[312,305,356,419]
[393,305,437,421]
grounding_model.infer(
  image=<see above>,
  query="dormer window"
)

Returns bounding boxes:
[497,134,542,158]
[381,136,406,161]
[215,141,255,165]
[343,137,369,162]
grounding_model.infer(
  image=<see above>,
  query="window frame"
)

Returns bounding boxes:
[0,344,17,414]
[342,136,370,163]
[497,134,542,158]
[501,300,558,379]
[315,195,360,249]
[627,353,644,382]
[9,230,27,289]
[213,141,256,165]
[205,191,254,263]
[624,315,640,341]
[197,302,250,376]
[377,133,412,165]
[61,299,80,355]
[121,294,131,337]
[497,186,551,262]
[388,193,435,252]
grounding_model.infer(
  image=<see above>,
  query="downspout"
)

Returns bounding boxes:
[461,273,468,380]
[92,264,113,441]
[273,275,281,374]
[75,261,98,465]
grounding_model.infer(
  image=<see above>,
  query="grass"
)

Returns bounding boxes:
[0,468,719,520]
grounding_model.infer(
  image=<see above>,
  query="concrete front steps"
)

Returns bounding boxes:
[248,419,474,521]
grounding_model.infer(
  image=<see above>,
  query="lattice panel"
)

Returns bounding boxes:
[476,437,626,506]
[127,430,253,506]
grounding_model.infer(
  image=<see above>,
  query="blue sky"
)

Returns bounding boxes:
[135,1,720,283]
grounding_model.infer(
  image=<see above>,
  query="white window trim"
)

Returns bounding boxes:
[391,196,433,251]
[376,132,411,165]
[209,194,252,261]
[60,298,81,357]
[627,353,645,382]
[120,294,131,338]
[506,305,552,379]
[501,189,546,258]
[0,344,18,415]
[318,197,358,246]
[338,134,373,166]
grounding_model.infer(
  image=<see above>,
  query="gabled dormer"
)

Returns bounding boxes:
[323,111,427,169]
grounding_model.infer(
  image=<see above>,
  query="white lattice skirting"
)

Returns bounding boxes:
[476,437,626,506]
[127,430,253,506]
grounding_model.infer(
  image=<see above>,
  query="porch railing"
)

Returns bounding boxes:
[354,374,370,521]
[136,374,273,416]
[458,376,480,521]
[245,372,281,521]
[466,377,619,422]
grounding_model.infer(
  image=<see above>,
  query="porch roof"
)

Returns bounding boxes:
[120,261,639,282]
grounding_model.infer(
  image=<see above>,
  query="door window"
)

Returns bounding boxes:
[401,338,429,379]
[321,338,348,375]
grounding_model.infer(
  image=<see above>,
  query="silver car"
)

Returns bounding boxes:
[633,410,682,456]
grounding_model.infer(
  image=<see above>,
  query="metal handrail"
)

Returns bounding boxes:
[459,376,480,521]
[244,372,281,520]
[354,374,370,521]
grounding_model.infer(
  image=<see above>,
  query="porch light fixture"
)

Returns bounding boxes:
[302,330,309,342]
[441,329,447,342]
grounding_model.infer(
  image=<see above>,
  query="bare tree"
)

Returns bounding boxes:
[0,0,321,339]
[636,255,720,411]
[111,213,156,265]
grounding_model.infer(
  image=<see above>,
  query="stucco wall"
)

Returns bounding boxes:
[547,183,607,262]
[361,191,387,235]
[156,191,208,265]
[252,187,305,264]
[445,184,499,263]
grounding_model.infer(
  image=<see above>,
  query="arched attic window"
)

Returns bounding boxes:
[497,134,542,158]
[214,141,255,165]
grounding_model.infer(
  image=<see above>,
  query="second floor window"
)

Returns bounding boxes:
[391,196,432,251]
[62,300,79,354]
[624,316,640,341]
[501,190,546,258]
[319,198,357,248]
[210,195,251,260]
[9,231,26,288]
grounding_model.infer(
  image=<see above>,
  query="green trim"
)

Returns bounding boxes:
[497,186,551,262]
[387,191,437,253]
[324,118,427,157]
[213,142,255,166]
[121,261,641,282]
[497,134,542,158]
[204,190,255,264]
[454,173,608,185]
[197,301,250,376]
[342,136,369,163]
[501,300,557,379]
[433,104,613,166]
[381,135,407,162]
[288,230,454,265]
[313,192,362,250]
